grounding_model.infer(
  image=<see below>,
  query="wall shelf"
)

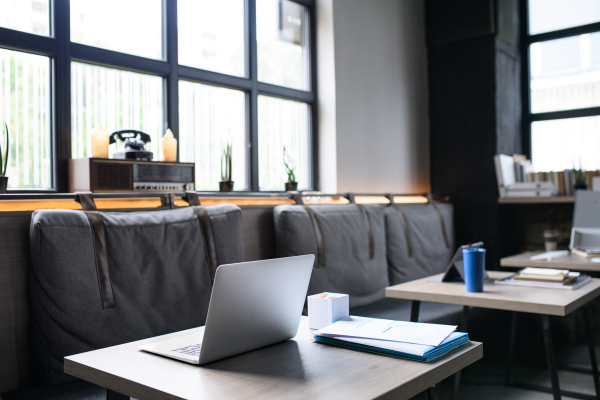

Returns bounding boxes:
[498,196,575,204]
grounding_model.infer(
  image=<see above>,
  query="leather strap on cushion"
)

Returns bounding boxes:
[428,194,450,248]
[385,194,413,258]
[75,192,116,309]
[292,192,304,205]
[304,206,325,268]
[184,191,218,283]
[347,194,374,259]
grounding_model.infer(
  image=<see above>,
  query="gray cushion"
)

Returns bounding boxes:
[274,204,389,308]
[385,203,455,285]
[29,205,244,385]
[1,380,105,400]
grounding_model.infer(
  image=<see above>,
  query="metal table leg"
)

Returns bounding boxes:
[428,385,438,400]
[452,306,469,400]
[541,314,562,400]
[410,300,421,322]
[583,305,600,400]
[505,311,518,385]
[107,389,129,400]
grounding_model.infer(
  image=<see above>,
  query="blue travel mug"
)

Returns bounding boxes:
[462,248,486,292]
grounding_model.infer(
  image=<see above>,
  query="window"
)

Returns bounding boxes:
[0,0,50,36]
[0,0,316,192]
[258,95,310,190]
[70,0,163,60]
[179,81,246,190]
[524,0,600,171]
[0,48,51,189]
[178,0,245,77]
[257,0,310,90]
[71,63,164,159]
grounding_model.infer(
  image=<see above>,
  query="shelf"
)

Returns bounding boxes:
[498,196,575,204]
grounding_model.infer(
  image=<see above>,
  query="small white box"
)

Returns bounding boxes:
[308,292,349,330]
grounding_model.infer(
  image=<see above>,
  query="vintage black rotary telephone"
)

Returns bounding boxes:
[109,130,153,160]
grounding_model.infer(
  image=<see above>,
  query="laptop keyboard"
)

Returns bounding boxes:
[172,343,202,356]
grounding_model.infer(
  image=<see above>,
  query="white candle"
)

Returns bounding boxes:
[161,129,177,162]
[91,124,109,158]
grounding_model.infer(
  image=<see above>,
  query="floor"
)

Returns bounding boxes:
[411,343,600,400]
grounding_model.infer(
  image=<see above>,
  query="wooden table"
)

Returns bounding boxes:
[65,316,483,400]
[501,251,600,272]
[386,271,600,400]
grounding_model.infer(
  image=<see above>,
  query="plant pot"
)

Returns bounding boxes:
[219,180,234,192]
[285,181,298,191]
[0,175,7,194]
[575,183,588,191]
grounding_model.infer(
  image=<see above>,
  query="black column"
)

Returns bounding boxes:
[426,0,521,268]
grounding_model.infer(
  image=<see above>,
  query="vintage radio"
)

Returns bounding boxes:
[69,158,195,193]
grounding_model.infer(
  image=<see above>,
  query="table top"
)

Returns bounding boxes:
[65,317,482,400]
[500,251,600,272]
[386,271,600,316]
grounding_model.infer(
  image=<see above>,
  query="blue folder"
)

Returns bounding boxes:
[313,331,470,362]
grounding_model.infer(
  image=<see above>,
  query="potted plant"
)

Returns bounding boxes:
[283,146,297,191]
[0,123,9,194]
[574,160,588,191]
[219,141,234,192]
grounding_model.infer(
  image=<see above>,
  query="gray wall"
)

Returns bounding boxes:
[318,0,430,193]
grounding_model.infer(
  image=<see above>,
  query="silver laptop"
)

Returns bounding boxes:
[138,254,314,365]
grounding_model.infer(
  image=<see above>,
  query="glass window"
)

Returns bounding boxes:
[258,95,310,190]
[257,0,309,90]
[179,81,246,190]
[529,35,600,113]
[0,0,50,36]
[71,63,163,160]
[70,0,162,59]
[532,116,600,171]
[0,49,51,189]
[529,0,600,35]
[178,0,245,77]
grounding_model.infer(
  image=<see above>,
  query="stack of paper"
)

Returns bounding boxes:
[516,267,572,282]
[313,316,469,362]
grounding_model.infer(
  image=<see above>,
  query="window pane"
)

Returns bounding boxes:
[71,63,163,160]
[529,0,600,35]
[71,0,162,59]
[530,35,600,113]
[257,0,309,90]
[532,116,600,171]
[0,0,49,36]
[0,49,51,189]
[179,81,246,190]
[178,0,245,77]
[258,95,310,190]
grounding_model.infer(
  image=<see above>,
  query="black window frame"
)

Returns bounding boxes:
[520,0,600,159]
[0,0,318,193]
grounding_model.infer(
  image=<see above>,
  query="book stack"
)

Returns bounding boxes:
[495,267,590,290]
[494,154,556,198]
[572,247,600,259]
[313,316,469,362]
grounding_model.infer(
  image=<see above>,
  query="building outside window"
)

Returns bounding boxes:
[0,0,316,192]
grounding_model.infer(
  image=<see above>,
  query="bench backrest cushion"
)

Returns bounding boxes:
[274,204,389,308]
[385,202,455,285]
[29,205,243,385]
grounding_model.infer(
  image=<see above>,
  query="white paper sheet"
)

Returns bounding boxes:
[325,332,465,357]
[317,316,457,347]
